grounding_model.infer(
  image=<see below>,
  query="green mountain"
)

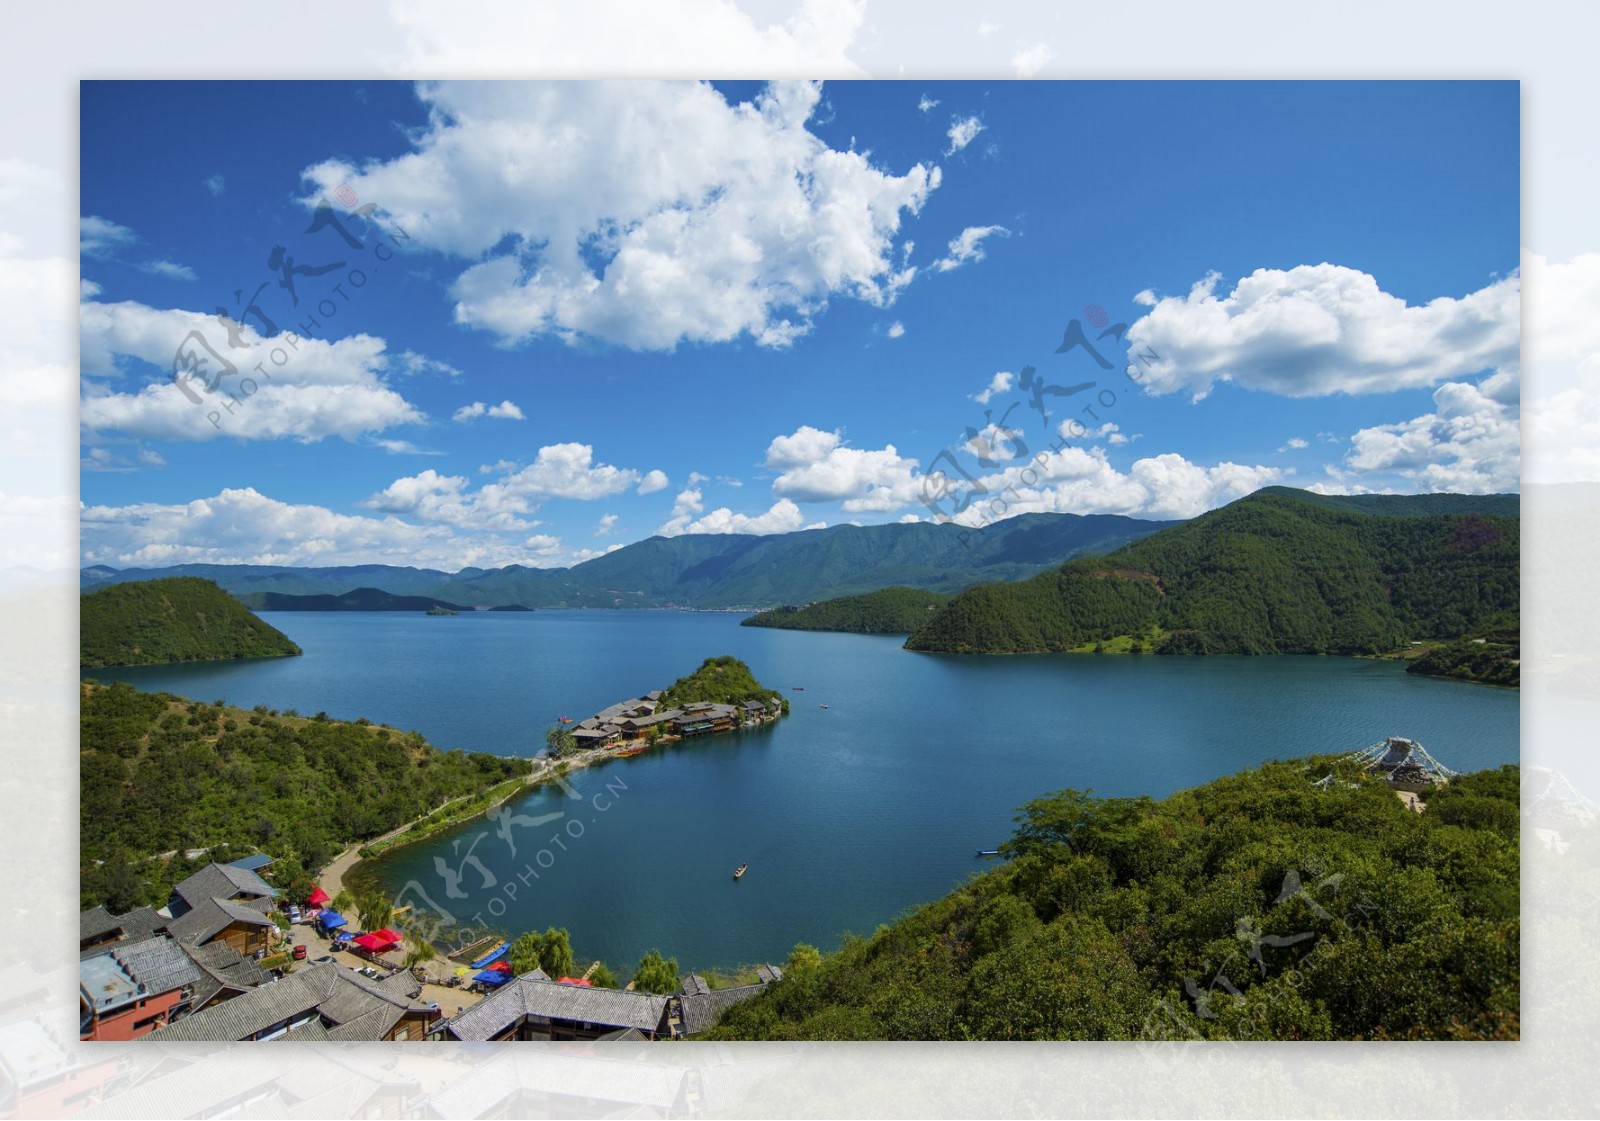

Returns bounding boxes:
[81,576,303,668]
[79,681,528,913]
[704,758,1519,1040]
[659,655,789,711]
[906,489,1518,655]
[80,512,1173,610]
[742,587,951,634]
[243,587,473,612]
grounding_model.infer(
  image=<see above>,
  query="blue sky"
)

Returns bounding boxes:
[78,80,1520,570]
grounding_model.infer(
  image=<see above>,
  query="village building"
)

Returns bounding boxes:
[671,703,739,737]
[439,967,781,1041]
[78,904,168,956]
[143,961,440,1042]
[78,899,270,1032]
[165,862,280,956]
[79,936,204,1041]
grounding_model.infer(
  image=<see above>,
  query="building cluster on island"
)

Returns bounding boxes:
[568,689,783,753]
[79,856,783,1044]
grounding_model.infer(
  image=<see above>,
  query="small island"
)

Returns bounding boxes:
[742,587,950,635]
[548,655,788,760]
[81,576,302,668]
[425,605,460,616]
[244,587,474,613]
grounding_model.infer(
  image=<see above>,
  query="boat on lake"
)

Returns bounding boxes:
[975,849,1000,857]
[733,863,748,880]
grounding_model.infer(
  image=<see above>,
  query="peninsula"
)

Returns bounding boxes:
[81,576,302,668]
[553,655,788,757]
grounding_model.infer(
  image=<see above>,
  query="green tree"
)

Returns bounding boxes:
[545,726,577,758]
[589,961,619,988]
[331,889,356,916]
[632,948,680,994]
[510,927,576,978]
[353,887,393,932]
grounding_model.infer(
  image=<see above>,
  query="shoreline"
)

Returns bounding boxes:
[322,720,777,904]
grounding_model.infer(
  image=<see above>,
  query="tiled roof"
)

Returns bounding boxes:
[115,936,204,1000]
[145,962,422,1042]
[79,904,169,953]
[172,862,277,910]
[167,894,276,947]
[183,940,268,1006]
[79,906,116,942]
[443,972,667,1040]
[81,935,203,1014]
[677,982,768,1035]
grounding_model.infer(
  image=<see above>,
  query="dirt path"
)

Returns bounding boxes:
[317,843,364,900]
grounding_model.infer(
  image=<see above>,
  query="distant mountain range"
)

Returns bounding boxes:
[905,488,1519,655]
[80,512,1174,610]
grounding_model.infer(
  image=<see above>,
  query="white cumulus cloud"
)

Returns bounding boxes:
[452,399,525,422]
[79,297,428,442]
[139,259,197,281]
[764,425,924,513]
[300,80,938,351]
[948,447,1282,525]
[80,215,136,258]
[1342,377,1520,494]
[972,370,1014,405]
[1126,264,1519,400]
[945,115,984,155]
[933,225,1008,273]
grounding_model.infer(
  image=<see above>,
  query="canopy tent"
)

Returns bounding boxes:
[305,886,330,907]
[371,927,403,944]
[557,977,592,986]
[473,969,511,986]
[317,911,347,931]
[487,961,512,973]
[353,931,400,954]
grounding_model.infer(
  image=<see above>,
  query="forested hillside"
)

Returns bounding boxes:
[658,655,789,711]
[79,681,527,912]
[706,758,1519,1040]
[81,576,302,667]
[906,490,1518,655]
[742,587,951,634]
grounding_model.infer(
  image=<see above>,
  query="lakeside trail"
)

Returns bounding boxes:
[317,843,364,901]
[313,739,656,907]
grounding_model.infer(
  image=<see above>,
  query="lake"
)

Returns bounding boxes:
[90,610,1520,973]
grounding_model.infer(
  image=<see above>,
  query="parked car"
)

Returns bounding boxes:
[312,955,334,965]
[292,944,308,961]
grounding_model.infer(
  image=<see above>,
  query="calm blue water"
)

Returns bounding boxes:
[90,611,1519,972]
